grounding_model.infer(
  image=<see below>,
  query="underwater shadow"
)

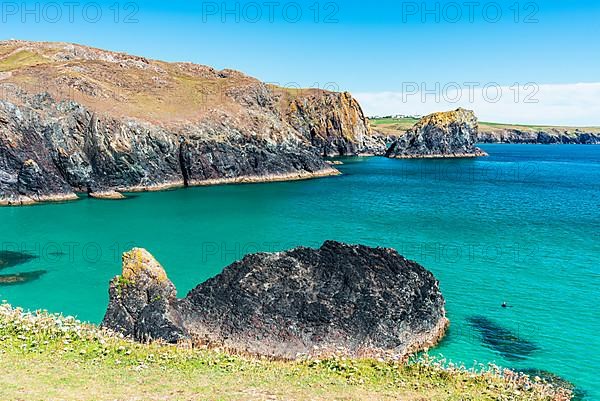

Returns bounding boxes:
[0,251,38,269]
[467,315,539,361]
[0,270,47,286]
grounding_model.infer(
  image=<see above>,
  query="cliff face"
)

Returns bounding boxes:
[477,128,600,144]
[0,91,333,205]
[102,242,449,360]
[385,108,487,158]
[275,88,387,156]
[0,40,381,205]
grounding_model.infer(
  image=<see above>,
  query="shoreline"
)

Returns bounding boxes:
[0,192,79,207]
[0,303,569,401]
[400,316,450,360]
[0,167,340,207]
[119,167,340,193]
[388,151,488,159]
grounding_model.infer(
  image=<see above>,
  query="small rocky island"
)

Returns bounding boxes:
[102,241,449,359]
[385,108,488,158]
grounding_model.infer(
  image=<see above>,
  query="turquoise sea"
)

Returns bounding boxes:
[1,144,599,399]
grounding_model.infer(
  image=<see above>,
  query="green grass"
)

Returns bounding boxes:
[369,117,419,135]
[370,117,419,126]
[0,50,49,72]
[0,304,570,401]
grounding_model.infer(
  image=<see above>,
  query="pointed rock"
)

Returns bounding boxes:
[101,248,187,343]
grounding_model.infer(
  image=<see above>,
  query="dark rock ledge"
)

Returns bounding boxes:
[102,241,449,360]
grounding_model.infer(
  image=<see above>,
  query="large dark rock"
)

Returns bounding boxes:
[386,108,487,158]
[102,241,449,360]
[0,92,337,205]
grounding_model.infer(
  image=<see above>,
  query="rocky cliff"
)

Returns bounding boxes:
[477,128,600,144]
[102,242,449,360]
[385,108,487,158]
[0,40,378,205]
[275,88,386,156]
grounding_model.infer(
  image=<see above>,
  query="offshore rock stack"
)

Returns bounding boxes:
[385,108,488,158]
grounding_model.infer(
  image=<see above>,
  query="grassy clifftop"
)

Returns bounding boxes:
[0,304,569,401]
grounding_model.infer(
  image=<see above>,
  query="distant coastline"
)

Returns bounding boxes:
[371,117,600,145]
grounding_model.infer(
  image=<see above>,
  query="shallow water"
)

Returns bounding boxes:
[1,144,598,399]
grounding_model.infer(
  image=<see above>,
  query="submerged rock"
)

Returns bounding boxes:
[0,251,45,286]
[102,241,449,359]
[0,251,38,269]
[0,270,46,285]
[467,315,539,361]
[385,108,487,158]
[516,369,586,401]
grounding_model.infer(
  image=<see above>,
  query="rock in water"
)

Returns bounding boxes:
[385,108,488,158]
[102,249,187,343]
[102,241,449,359]
[516,369,586,401]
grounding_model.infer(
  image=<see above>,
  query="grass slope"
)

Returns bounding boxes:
[0,304,569,401]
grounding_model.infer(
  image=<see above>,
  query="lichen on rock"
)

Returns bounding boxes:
[274,88,387,156]
[102,248,187,343]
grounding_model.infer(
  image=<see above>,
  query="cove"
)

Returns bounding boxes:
[0,144,598,399]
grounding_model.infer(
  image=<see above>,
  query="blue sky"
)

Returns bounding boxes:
[3,0,600,124]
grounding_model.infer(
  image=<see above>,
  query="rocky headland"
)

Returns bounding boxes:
[385,108,487,158]
[0,40,376,205]
[477,127,600,144]
[102,241,449,360]
[372,114,600,145]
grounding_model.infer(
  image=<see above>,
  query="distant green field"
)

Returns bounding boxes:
[370,117,420,126]
[369,117,419,135]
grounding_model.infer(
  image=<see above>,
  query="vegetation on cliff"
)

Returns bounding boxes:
[0,40,374,205]
[384,109,487,158]
[0,304,571,400]
[371,117,600,144]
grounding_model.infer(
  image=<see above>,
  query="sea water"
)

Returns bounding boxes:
[1,145,598,399]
